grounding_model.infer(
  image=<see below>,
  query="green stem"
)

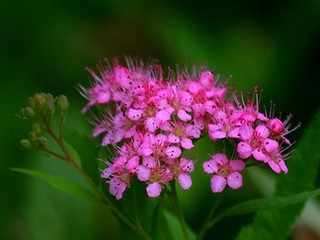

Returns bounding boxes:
[168,181,190,240]
[41,116,151,240]
[196,195,223,240]
[41,148,68,161]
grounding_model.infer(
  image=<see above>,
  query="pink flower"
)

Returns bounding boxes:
[264,148,288,174]
[208,110,240,140]
[99,112,137,145]
[231,87,267,123]
[146,182,163,197]
[203,153,245,193]
[169,158,195,190]
[267,115,300,145]
[136,156,173,197]
[82,57,299,199]
[237,124,278,161]
[139,133,182,160]
[79,71,111,113]
[167,122,200,149]
[101,156,138,200]
[167,85,193,121]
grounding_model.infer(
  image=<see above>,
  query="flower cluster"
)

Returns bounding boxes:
[81,57,298,199]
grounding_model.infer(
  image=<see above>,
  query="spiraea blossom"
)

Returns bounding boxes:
[81,57,299,199]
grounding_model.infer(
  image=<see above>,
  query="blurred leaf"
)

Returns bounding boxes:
[11,168,99,203]
[163,209,196,240]
[63,140,81,167]
[235,109,320,240]
[120,179,160,238]
[64,128,100,184]
[215,188,320,222]
[150,197,162,239]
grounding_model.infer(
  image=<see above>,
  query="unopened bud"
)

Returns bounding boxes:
[21,107,35,119]
[32,123,41,135]
[36,136,48,149]
[45,94,54,105]
[56,95,69,111]
[34,93,46,110]
[29,132,38,142]
[20,139,31,149]
[28,97,35,108]
[45,103,55,116]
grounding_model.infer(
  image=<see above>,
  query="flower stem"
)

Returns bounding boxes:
[196,194,223,240]
[41,116,151,240]
[168,181,190,240]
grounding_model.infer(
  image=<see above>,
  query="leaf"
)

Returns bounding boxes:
[163,210,196,240]
[64,128,100,184]
[63,140,81,167]
[235,110,320,240]
[11,168,99,203]
[215,188,320,222]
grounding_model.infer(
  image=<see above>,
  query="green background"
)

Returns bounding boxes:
[1,0,319,239]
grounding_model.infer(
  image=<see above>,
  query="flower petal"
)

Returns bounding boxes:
[229,160,246,171]
[255,125,270,138]
[252,149,268,161]
[200,71,214,88]
[227,172,243,189]
[178,173,192,190]
[177,109,192,121]
[96,92,110,104]
[165,146,182,158]
[126,108,143,121]
[239,124,254,141]
[210,175,226,193]
[180,158,194,173]
[264,139,279,153]
[180,138,194,149]
[146,182,162,198]
[237,142,252,159]
[213,153,229,165]
[145,117,159,132]
[268,161,281,174]
[109,179,126,200]
[136,165,151,181]
[126,156,139,172]
[156,110,171,122]
[203,159,218,174]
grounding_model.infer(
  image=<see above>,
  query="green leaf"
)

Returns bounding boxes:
[235,110,320,240]
[63,140,81,167]
[64,128,100,184]
[163,210,196,240]
[11,168,99,203]
[215,188,320,223]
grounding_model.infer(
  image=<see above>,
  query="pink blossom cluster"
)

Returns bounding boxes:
[81,58,297,199]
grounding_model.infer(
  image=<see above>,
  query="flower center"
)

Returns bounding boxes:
[154,146,166,159]
[173,127,185,138]
[193,90,206,104]
[145,105,156,118]
[222,123,232,133]
[218,164,231,177]
[251,135,262,149]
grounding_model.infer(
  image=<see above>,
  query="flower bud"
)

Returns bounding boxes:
[32,123,41,136]
[36,136,48,149]
[29,132,38,142]
[56,95,69,111]
[28,97,35,108]
[45,94,54,105]
[34,93,46,110]
[21,107,35,119]
[45,103,55,116]
[20,139,31,149]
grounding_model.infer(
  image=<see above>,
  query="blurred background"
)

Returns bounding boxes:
[1,0,319,239]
